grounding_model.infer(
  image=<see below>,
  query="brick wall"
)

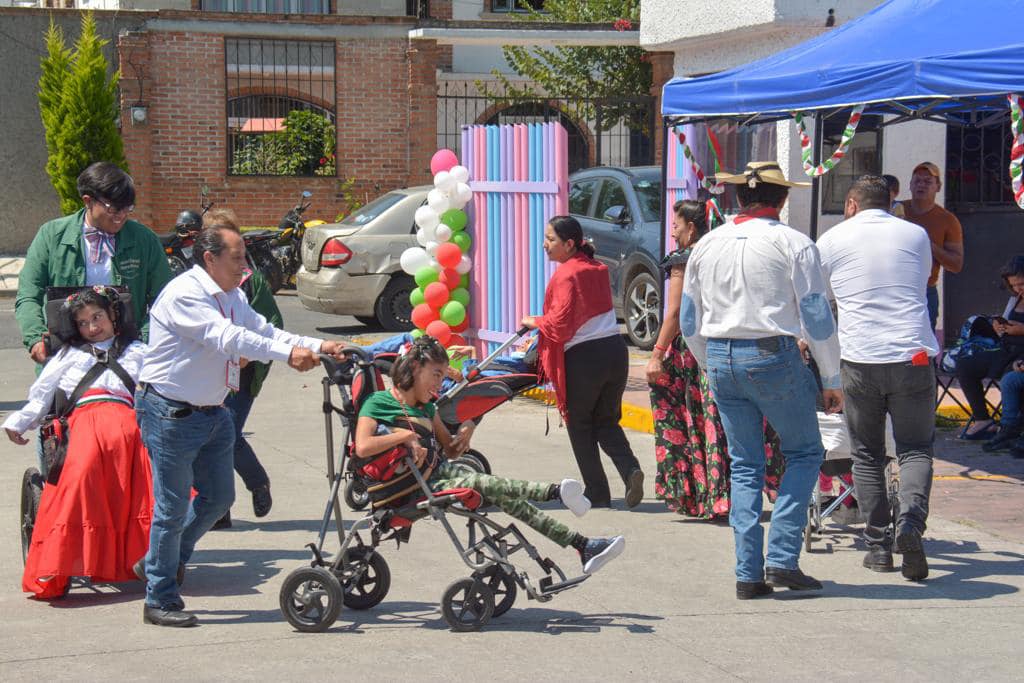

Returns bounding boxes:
[118,24,438,232]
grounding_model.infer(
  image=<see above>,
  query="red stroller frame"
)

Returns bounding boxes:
[279,336,589,633]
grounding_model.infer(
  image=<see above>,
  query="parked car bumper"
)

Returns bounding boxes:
[296,266,390,316]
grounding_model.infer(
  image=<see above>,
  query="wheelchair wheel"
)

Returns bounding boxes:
[344,479,370,511]
[279,566,343,633]
[473,565,517,617]
[21,468,43,565]
[454,449,491,475]
[339,547,391,610]
[441,577,494,632]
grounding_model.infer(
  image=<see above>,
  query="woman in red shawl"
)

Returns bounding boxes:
[521,216,643,509]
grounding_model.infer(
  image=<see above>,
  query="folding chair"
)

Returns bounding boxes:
[935,349,1003,423]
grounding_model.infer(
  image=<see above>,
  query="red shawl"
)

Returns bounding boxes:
[536,252,614,419]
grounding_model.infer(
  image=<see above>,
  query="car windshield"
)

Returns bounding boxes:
[630,172,662,222]
[340,192,406,226]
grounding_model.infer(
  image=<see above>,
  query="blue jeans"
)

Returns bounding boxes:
[1000,370,1024,424]
[926,285,939,331]
[136,387,236,609]
[224,388,270,491]
[706,336,824,583]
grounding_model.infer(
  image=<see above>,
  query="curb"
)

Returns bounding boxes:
[521,386,655,435]
[0,289,15,299]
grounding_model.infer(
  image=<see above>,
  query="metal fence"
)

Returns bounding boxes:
[946,116,1014,210]
[438,81,656,172]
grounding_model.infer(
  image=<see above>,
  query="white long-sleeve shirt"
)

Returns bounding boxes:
[680,215,842,389]
[139,265,322,406]
[2,338,146,436]
[816,209,938,364]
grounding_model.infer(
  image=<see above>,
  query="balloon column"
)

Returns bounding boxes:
[400,149,474,360]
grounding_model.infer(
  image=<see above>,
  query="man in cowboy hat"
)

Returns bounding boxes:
[680,161,842,600]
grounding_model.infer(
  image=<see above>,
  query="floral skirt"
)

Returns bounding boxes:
[649,336,785,519]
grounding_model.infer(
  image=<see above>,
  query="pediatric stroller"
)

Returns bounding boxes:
[279,331,589,633]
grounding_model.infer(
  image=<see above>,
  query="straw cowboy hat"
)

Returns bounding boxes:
[714,161,811,188]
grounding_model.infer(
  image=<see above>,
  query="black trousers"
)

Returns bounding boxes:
[954,347,1018,420]
[564,334,640,505]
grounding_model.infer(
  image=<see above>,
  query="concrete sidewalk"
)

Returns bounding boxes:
[1,347,1023,679]
[0,257,23,298]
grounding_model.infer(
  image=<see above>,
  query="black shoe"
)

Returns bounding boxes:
[983,424,1020,452]
[211,511,232,530]
[579,535,625,574]
[252,484,273,518]
[736,580,773,600]
[133,559,186,586]
[895,527,928,581]
[765,567,823,591]
[862,545,895,572]
[143,605,198,627]
[624,469,644,509]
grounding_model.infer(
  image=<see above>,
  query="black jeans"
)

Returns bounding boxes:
[841,359,935,546]
[954,347,1017,420]
[564,334,640,505]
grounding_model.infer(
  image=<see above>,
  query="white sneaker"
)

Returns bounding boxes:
[580,535,625,575]
[559,478,591,517]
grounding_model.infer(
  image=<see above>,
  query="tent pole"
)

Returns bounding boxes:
[659,117,670,306]
[809,114,823,240]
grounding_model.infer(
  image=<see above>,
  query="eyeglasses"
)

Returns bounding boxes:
[90,197,134,216]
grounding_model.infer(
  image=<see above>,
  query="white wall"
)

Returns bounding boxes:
[451,0,516,75]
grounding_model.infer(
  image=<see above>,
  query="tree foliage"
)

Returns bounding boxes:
[38,13,127,215]
[231,109,336,177]
[493,0,650,129]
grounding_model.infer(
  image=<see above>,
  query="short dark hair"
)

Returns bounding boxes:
[881,174,900,194]
[390,336,449,391]
[77,162,136,210]
[735,183,789,209]
[847,175,891,210]
[194,224,239,269]
[673,199,710,238]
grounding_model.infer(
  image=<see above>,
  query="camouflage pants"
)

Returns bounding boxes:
[429,463,576,547]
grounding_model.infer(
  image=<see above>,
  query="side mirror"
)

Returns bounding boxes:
[603,205,629,224]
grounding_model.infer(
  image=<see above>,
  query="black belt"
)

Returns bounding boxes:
[140,383,221,412]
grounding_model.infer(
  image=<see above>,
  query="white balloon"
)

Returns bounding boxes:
[450,182,473,208]
[416,229,430,247]
[429,258,441,271]
[433,170,457,193]
[450,165,469,185]
[414,205,440,231]
[427,189,451,214]
[455,254,472,274]
[425,240,440,256]
[400,247,431,275]
[435,224,453,242]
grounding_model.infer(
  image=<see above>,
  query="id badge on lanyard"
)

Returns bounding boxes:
[216,296,241,391]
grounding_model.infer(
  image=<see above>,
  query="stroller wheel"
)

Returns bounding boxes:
[339,548,391,610]
[453,449,491,475]
[344,479,370,511]
[21,468,43,565]
[279,566,343,633]
[441,577,494,632]
[472,565,517,617]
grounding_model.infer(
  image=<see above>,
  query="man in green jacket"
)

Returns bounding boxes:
[16,162,172,362]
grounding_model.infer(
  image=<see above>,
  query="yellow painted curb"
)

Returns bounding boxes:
[521,387,656,435]
[936,405,970,419]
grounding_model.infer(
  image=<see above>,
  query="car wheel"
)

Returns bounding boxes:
[624,271,660,350]
[374,276,415,332]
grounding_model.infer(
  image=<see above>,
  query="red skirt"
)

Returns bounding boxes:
[23,400,153,598]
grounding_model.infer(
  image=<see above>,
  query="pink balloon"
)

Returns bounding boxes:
[425,320,452,346]
[423,281,450,309]
[430,149,459,176]
[436,242,462,270]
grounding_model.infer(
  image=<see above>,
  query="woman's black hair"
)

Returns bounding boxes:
[548,215,596,258]
[673,199,710,238]
[390,335,450,392]
[61,286,137,351]
[736,182,789,210]
[1001,255,1024,290]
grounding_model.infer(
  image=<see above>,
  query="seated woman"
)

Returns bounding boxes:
[956,256,1024,439]
[353,335,625,575]
[3,287,152,598]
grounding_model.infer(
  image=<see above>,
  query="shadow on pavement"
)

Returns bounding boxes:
[186,548,315,597]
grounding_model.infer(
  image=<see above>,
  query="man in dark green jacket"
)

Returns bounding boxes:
[16,162,172,362]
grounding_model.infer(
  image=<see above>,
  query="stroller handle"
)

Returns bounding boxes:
[318,346,369,385]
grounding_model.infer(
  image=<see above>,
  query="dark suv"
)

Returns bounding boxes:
[568,166,663,349]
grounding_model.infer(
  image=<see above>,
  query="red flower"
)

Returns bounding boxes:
[319,157,327,165]
[662,428,685,446]
[653,407,667,421]
[693,463,707,486]
[655,445,667,462]
[712,499,730,515]
[613,17,633,31]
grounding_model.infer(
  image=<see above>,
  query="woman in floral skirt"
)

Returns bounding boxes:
[646,200,784,519]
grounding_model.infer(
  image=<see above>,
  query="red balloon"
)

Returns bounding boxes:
[448,333,467,347]
[436,242,462,270]
[411,303,439,330]
[439,268,460,290]
[423,281,450,309]
[452,318,470,333]
[425,320,452,346]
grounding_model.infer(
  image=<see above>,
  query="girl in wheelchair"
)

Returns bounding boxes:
[3,287,152,598]
[353,335,625,575]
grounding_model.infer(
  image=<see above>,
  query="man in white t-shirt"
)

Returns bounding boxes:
[817,175,937,582]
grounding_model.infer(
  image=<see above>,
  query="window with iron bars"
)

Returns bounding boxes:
[202,0,331,13]
[946,118,1014,210]
[491,0,544,12]
[225,38,336,177]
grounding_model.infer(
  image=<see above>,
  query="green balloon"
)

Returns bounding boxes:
[452,232,472,253]
[440,300,466,327]
[450,287,470,308]
[459,273,470,288]
[409,287,425,307]
[447,350,465,372]
[441,209,467,232]
[410,328,424,339]
[414,266,439,289]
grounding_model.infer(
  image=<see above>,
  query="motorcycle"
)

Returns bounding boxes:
[161,191,214,276]
[242,228,285,294]
[273,190,325,290]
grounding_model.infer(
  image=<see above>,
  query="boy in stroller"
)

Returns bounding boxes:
[354,335,625,575]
